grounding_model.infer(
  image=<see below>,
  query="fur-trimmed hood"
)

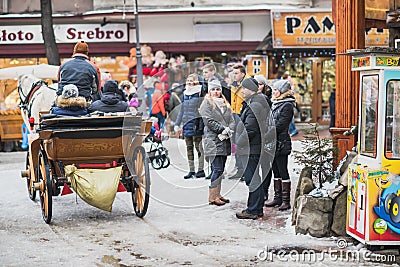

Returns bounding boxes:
[56,95,87,109]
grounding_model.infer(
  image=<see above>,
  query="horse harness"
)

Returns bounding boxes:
[18,80,55,118]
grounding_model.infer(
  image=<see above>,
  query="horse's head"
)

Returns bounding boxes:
[18,74,41,102]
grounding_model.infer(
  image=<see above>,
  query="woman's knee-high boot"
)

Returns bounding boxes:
[279,180,291,211]
[265,178,282,207]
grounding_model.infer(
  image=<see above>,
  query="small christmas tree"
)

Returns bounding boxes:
[294,124,337,188]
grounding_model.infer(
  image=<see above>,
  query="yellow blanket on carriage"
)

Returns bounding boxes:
[64,165,121,212]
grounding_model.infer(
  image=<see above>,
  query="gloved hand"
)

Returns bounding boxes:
[218,133,229,141]
[222,127,233,138]
[174,125,180,133]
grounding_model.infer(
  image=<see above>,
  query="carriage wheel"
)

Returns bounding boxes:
[389,196,400,224]
[131,146,150,218]
[37,150,52,224]
[26,152,36,201]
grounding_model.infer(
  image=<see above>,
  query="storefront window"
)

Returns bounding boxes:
[285,59,313,122]
[385,80,400,159]
[321,59,336,122]
[360,75,379,157]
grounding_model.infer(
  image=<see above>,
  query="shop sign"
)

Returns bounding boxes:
[366,28,389,47]
[272,10,336,48]
[0,24,128,44]
[352,57,371,70]
[376,56,400,67]
[272,10,389,48]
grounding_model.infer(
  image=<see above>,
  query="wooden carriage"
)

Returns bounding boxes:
[21,114,152,223]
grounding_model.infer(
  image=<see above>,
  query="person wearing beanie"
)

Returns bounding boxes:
[235,77,271,219]
[51,84,88,116]
[199,77,235,206]
[88,80,128,113]
[57,41,101,101]
[201,63,229,102]
[265,78,296,211]
[175,74,205,179]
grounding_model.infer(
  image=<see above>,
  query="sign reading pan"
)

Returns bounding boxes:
[0,24,128,44]
[272,10,335,48]
[272,10,389,48]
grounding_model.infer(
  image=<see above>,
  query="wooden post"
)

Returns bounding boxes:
[331,0,365,161]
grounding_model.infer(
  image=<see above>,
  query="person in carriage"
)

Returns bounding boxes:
[50,84,88,116]
[56,41,101,102]
[88,80,128,113]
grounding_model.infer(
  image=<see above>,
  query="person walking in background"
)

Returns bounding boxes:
[168,83,183,135]
[202,63,230,103]
[265,79,295,211]
[282,72,298,137]
[200,79,235,206]
[235,77,269,219]
[174,74,205,179]
[150,81,166,129]
[228,64,247,180]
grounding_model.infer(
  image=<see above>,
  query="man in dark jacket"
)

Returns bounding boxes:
[201,63,229,102]
[235,77,270,220]
[57,41,100,101]
[88,80,128,113]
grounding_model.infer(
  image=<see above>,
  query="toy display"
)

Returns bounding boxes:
[347,49,400,245]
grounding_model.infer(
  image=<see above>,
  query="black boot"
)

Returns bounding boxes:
[184,172,195,179]
[265,178,282,207]
[279,181,291,211]
[195,170,205,178]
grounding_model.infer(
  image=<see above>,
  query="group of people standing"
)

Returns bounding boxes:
[173,62,296,219]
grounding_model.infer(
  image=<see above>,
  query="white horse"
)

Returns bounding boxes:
[18,74,57,130]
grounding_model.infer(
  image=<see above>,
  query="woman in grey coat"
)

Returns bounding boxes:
[199,79,235,206]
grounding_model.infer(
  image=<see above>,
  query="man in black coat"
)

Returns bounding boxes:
[235,77,270,220]
[88,80,128,113]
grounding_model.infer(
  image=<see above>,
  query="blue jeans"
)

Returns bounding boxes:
[240,155,265,215]
[289,116,297,135]
[210,155,227,188]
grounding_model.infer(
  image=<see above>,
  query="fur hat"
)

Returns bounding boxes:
[242,77,259,92]
[73,41,89,56]
[273,80,291,94]
[103,80,119,93]
[61,84,79,99]
[208,79,222,90]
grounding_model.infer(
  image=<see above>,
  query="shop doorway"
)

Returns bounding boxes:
[284,57,335,124]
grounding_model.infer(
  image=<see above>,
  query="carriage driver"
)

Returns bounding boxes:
[57,41,101,102]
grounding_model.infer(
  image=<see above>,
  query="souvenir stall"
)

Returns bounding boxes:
[347,48,400,245]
